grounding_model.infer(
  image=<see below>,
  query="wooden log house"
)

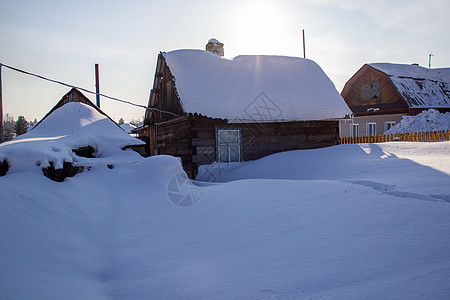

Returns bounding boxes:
[135,39,352,178]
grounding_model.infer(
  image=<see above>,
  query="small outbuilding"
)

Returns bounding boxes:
[136,40,352,178]
[0,88,145,181]
[34,88,146,157]
[340,63,450,137]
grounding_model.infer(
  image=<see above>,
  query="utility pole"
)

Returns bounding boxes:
[428,52,433,69]
[0,64,3,144]
[95,63,100,108]
[302,29,306,58]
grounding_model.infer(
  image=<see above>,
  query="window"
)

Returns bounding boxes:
[362,82,380,101]
[351,123,359,137]
[366,122,376,136]
[385,121,396,131]
[217,129,241,162]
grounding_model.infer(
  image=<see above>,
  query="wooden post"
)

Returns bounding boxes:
[302,29,306,58]
[0,64,3,144]
[95,63,100,108]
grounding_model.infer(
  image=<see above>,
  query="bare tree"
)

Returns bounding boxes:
[3,114,15,141]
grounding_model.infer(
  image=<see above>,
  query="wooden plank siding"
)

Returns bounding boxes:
[341,64,408,116]
[145,53,184,125]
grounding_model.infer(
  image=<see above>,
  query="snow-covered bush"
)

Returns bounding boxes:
[386,109,450,134]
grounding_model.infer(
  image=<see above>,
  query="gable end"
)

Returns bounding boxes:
[145,53,185,125]
[341,64,408,116]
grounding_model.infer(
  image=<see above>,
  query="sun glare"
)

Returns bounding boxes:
[228,1,293,56]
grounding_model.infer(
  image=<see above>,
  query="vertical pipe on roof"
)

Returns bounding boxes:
[302,29,306,58]
[95,63,100,108]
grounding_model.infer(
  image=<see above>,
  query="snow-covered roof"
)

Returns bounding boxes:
[163,49,351,122]
[369,63,450,108]
[120,123,137,134]
[207,38,222,44]
[0,102,144,173]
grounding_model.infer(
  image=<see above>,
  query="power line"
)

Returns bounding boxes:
[0,63,181,118]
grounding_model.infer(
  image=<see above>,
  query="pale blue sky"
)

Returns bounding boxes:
[1,0,449,122]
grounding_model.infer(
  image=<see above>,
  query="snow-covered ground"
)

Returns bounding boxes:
[1,142,449,299]
[197,142,450,197]
[1,103,449,299]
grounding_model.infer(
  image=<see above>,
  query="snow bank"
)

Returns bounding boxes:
[0,102,144,174]
[197,142,450,196]
[386,109,450,134]
[163,49,352,121]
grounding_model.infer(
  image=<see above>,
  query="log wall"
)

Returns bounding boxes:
[155,117,197,178]
[156,115,340,178]
[236,121,339,161]
[191,115,227,173]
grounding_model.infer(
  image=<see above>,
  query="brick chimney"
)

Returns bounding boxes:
[205,38,224,56]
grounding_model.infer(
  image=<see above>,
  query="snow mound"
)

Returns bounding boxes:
[0,102,145,174]
[163,49,352,121]
[196,142,450,195]
[386,109,450,134]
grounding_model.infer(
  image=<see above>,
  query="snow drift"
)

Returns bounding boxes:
[386,109,450,134]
